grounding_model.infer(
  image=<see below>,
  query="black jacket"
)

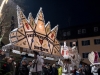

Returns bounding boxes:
[98,68,100,75]
[1,63,12,75]
[19,65,29,75]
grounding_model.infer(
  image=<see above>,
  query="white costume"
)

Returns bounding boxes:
[58,59,73,75]
[62,64,73,75]
[60,41,81,75]
[88,51,100,75]
[29,55,44,75]
[91,65,98,75]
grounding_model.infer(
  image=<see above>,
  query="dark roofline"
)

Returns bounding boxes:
[58,22,100,30]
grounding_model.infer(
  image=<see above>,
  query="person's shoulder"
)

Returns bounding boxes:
[37,55,41,58]
[98,68,100,70]
[2,63,8,67]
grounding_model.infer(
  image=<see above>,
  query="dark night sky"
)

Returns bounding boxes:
[20,0,100,28]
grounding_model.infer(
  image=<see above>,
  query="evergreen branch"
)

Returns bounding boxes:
[4,71,13,75]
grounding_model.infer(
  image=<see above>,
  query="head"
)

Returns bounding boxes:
[6,57,12,63]
[78,68,82,72]
[74,66,77,69]
[0,51,5,55]
[29,61,32,66]
[58,64,61,68]
[52,64,55,67]
[22,60,27,65]
[33,51,39,58]
[10,55,15,61]
[82,64,85,67]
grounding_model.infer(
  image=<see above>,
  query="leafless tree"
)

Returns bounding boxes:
[0,0,17,45]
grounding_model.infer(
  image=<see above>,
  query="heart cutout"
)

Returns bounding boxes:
[39,39,43,45]
[51,33,54,38]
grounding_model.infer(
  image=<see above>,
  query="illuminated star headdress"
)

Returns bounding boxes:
[9,5,63,58]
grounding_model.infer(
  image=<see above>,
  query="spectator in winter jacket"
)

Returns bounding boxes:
[18,60,29,75]
[58,65,62,75]
[1,57,13,75]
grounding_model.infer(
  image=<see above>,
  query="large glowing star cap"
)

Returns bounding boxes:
[9,5,63,58]
[88,51,99,64]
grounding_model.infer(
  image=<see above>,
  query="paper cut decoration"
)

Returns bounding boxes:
[17,27,25,35]
[9,6,62,58]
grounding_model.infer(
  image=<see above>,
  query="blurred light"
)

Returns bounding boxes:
[28,53,34,57]
[44,57,54,60]
[5,49,6,51]
[12,50,26,55]
[12,50,20,54]
[12,50,54,60]
[39,24,43,29]
[0,0,9,17]
[6,0,8,4]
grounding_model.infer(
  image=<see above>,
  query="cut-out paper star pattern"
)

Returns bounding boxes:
[9,5,62,58]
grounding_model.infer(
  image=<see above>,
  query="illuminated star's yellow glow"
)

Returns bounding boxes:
[39,24,42,29]
[0,0,9,18]
[5,0,8,4]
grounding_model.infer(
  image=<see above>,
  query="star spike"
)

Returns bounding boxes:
[28,12,32,20]
[51,25,58,36]
[28,12,35,30]
[28,12,34,24]
[45,21,50,27]
[16,5,21,11]
[51,25,58,32]
[35,7,45,24]
[17,5,27,27]
[53,25,58,33]
[45,21,51,35]
[35,7,46,35]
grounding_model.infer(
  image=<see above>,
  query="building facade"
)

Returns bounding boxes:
[57,22,100,64]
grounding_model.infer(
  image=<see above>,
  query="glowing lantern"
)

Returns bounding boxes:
[8,6,63,59]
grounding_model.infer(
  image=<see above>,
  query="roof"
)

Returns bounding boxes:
[59,22,100,30]
[57,22,100,40]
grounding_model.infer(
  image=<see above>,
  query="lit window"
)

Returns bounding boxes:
[94,39,100,45]
[94,27,98,32]
[82,40,90,46]
[67,31,71,36]
[82,29,86,33]
[78,29,81,34]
